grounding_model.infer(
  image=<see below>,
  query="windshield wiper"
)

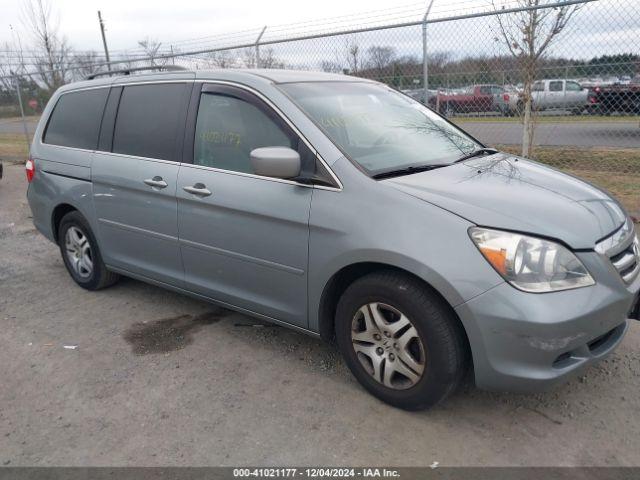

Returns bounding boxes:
[454,147,499,163]
[372,164,448,180]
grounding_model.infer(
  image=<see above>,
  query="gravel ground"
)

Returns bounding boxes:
[1,163,639,466]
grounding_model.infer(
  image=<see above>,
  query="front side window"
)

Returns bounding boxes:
[112,83,187,161]
[532,82,544,92]
[43,88,109,149]
[279,82,479,176]
[194,93,295,174]
[566,81,582,91]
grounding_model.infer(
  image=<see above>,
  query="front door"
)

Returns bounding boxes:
[177,84,314,327]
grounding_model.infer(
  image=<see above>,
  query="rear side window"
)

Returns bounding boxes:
[194,93,295,173]
[113,83,188,161]
[43,88,109,149]
[549,81,563,92]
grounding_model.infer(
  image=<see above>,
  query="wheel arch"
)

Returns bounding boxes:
[51,203,79,242]
[317,262,472,362]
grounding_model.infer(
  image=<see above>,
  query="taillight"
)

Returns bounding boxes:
[26,157,35,183]
[503,93,510,102]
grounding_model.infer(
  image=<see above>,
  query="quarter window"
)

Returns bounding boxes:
[43,88,109,149]
[112,83,188,161]
[194,92,295,174]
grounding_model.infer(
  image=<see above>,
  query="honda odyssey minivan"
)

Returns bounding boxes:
[27,67,640,410]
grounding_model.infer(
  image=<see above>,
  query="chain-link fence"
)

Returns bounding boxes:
[1,0,638,213]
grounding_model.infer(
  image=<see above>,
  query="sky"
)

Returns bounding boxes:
[1,0,637,69]
[1,0,471,51]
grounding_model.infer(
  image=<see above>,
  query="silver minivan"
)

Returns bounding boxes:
[27,68,640,410]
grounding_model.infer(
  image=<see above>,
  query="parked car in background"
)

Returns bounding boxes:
[519,79,589,115]
[586,80,640,115]
[429,84,510,116]
[401,88,438,105]
[27,68,640,410]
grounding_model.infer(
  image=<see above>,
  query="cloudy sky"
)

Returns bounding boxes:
[1,0,483,51]
[1,0,637,67]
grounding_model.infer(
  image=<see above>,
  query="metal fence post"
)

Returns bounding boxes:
[12,72,31,149]
[422,0,436,104]
[255,26,267,68]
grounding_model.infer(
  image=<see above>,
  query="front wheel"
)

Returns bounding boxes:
[58,211,119,290]
[335,271,468,410]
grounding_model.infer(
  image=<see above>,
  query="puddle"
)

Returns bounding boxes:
[123,308,230,355]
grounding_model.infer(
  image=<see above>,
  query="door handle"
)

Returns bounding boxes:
[183,183,212,197]
[144,176,168,189]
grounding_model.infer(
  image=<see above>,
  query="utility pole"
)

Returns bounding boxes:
[98,11,111,71]
[255,26,267,68]
[422,0,436,105]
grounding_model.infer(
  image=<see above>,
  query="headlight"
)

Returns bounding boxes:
[469,227,595,293]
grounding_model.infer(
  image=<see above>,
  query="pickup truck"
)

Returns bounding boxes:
[586,81,640,115]
[516,79,589,115]
[428,84,510,115]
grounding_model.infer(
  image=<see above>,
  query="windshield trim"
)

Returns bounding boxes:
[277,80,486,179]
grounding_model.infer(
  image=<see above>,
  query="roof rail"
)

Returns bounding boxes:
[85,65,188,80]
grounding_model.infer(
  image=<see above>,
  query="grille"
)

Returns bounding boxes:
[610,239,639,284]
[596,218,640,285]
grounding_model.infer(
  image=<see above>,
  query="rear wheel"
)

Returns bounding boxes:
[58,211,119,290]
[335,271,468,410]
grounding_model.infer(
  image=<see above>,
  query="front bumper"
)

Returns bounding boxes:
[455,251,639,393]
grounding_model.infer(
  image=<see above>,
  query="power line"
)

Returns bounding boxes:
[0,0,598,82]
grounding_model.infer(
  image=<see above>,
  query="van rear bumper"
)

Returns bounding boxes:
[455,279,637,393]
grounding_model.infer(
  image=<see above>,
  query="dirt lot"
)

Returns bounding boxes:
[1,163,640,466]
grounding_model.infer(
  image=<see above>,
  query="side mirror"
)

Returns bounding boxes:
[250,147,301,180]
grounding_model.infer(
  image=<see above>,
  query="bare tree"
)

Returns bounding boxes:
[493,0,580,157]
[346,37,361,74]
[242,48,257,68]
[204,50,234,68]
[137,37,167,66]
[320,60,342,73]
[0,41,25,90]
[259,48,285,69]
[71,51,100,80]
[367,46,396,76]
[21,0,71,91]
[239,46,285,69]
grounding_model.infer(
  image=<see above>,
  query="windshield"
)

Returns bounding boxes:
[279,81,481,176]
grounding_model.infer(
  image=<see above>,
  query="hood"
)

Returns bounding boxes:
[386,154,626,249]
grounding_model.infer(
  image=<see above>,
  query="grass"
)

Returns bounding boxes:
[452,115,639,123]
[0,133,31,163]
[498,145,640,215]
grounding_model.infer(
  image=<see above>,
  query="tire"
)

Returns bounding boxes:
[58,211,119,290]
[335,271,468,410]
